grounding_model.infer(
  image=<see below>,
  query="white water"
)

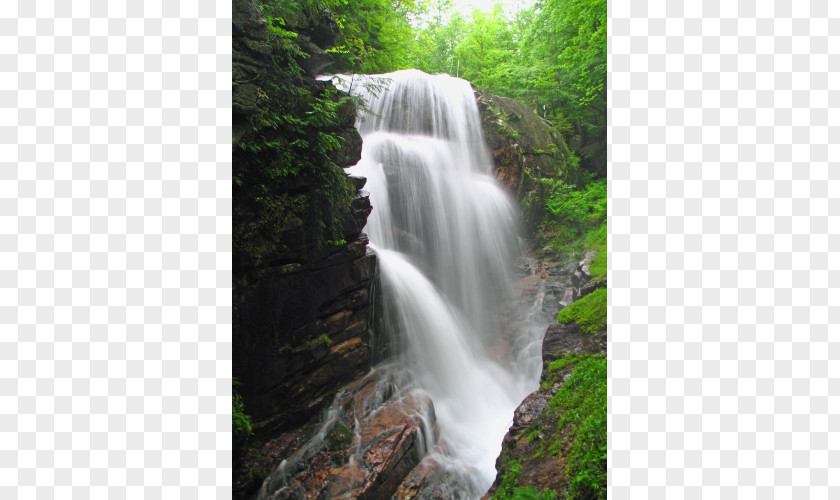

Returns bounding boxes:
[343,69,542,494]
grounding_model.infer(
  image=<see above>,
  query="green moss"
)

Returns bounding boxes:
[494,460,558,500]
[548,353,586,375]
[583,223,607,282]
[276,344,292,356]
[511,487,558,500]
[499,124,519,138]
[545,355,607,499]
[587,252,606,283]
[306,334,331,350]
[326,425,354,451]
[556,288,606,334]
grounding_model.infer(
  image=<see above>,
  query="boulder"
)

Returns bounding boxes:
[475,90,575,238]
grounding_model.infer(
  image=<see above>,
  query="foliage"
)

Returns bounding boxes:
[251,0,606,176]
[321,0,423,73]
[544,177,606,230]
[234,1,359,267]
[547,352,586,377]
[493,460,523,500]
[539,173,607,255]
[511,487,558,500]
[233,378,254,445]
[409,0,607,177]
[546,355,607,499]
[556,287,606,334]
[583,223,607,281]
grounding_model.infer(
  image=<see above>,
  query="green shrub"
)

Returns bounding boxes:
[539,175,607,255]
[543,177,606,229]
[556,287,606,334]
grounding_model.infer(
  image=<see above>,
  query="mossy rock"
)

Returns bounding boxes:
[326,425,354,451]
[556,288,607,334]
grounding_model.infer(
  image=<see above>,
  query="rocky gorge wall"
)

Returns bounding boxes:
[232,1,379,496]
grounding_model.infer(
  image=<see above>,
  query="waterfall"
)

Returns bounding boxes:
[344,69,539,494]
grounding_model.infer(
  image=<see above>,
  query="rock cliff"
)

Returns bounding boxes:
[476,91,578,239]
[232,0,379,497]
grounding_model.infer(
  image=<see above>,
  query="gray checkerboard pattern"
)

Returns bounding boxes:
[2,1,231,498]
[610,1,839,499]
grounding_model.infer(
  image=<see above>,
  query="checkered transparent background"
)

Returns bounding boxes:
[2,0,232,498]
[2,0,838,498]
[610,1,839,499]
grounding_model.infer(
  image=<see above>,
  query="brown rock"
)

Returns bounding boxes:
[259,386,436,500]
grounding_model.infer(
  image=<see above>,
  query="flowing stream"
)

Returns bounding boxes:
[343,69,544,495]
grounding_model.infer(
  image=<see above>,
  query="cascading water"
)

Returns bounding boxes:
[343,69,543,495]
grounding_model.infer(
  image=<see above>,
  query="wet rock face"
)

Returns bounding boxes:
[394,458,481,500]
[255,369,438,500]
[475,91,573,238]
[232,0,373,441]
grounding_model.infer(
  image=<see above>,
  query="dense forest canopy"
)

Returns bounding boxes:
[260,0,607,178]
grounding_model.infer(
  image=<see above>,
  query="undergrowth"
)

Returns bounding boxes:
[493,460,523,499]
[538,171,607,276]
[547,355,607,499]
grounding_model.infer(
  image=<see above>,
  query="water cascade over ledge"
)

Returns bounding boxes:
[257,70,548,499]
[348,69,539,495]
